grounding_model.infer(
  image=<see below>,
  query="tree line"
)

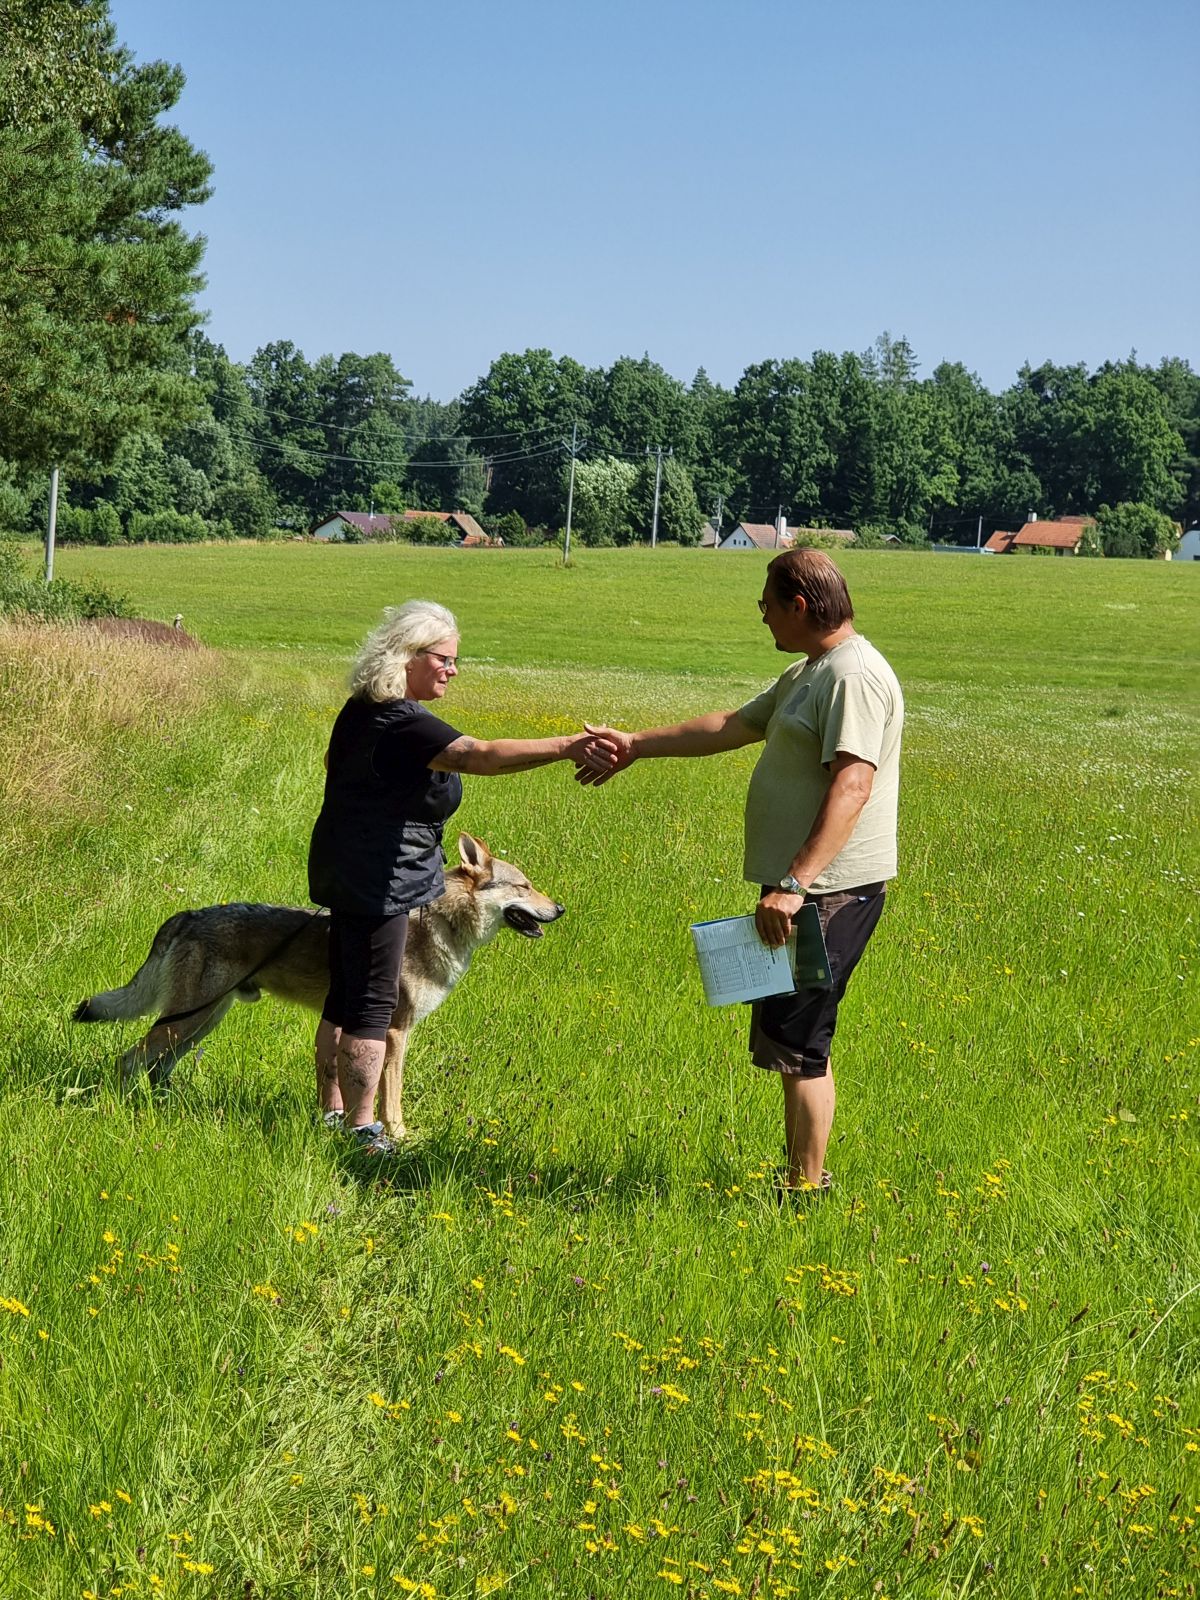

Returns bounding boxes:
[3,4,1197,557]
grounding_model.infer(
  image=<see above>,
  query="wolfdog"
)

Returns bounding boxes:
[73,834,564,1136]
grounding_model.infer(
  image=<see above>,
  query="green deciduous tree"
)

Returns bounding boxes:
[686,367,735,521]
[0,1,114,129]
[314,350,411,509]
[244,341,326,521]
[369,480,407,515]
[405,402,486,515]
[1096,501,1178,559]
[243,345,414,523]
[570,456,637,546]
[0,460,32,532]
[1005,362,1183,516]
[629,455,702,545]
[726,359,834,525]
[587,356,698,461]
[404,513,455,546]
[459,350,586,526]
[1150,357,1200,529]
[210,475,276,539]
[1071,366,1182,512]
[489,510,533,546]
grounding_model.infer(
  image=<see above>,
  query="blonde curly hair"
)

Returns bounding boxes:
[348,599,459,702]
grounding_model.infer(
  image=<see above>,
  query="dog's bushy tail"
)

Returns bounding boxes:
[74,912,190,1023]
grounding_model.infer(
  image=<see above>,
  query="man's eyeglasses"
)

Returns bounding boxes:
[420,650,458,670]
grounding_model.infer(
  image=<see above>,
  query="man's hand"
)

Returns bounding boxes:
[562,728,619,772]
[573,723,635,786]
[756,889,803,948]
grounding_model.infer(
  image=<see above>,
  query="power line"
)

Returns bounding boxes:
[242,404,564,447]
[226,429,566,471]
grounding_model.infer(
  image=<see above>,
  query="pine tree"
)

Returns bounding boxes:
[0,2,212,470]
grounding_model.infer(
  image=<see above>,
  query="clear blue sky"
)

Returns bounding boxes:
[111,0,1198,400]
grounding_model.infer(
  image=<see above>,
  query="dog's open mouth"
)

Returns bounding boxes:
[503,905,546,939]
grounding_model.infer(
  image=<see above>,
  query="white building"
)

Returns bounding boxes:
[718,520,793,551]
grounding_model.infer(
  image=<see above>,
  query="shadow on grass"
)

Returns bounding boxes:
[18,1032,794,1221]
[327,1122,677,1211]
[14,1030,679,1209]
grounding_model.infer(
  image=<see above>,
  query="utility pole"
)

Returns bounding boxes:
[647,445,662,548]
[44,466,60,582]
[976,513,983,550]
[563,420,579,564]
[713,493,723,548]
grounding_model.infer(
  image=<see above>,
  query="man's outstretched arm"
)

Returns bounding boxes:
[575,710,762,785]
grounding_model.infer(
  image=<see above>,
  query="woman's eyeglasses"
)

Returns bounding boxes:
[420,651,457,670]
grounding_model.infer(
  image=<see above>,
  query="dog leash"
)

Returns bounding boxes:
[153,905,328,1029]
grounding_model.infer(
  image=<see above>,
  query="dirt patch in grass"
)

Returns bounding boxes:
[84,616,204,648]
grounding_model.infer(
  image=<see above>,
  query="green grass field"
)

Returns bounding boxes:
[2,546,1197,1600]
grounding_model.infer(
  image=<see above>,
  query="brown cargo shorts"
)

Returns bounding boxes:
[749,883,886,1078]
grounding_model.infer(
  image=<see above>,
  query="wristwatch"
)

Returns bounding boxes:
[778,874,807,895]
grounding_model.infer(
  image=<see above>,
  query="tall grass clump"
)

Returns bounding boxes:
[0,621,219,848]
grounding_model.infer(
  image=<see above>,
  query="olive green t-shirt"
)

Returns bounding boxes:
[738,635,903,892]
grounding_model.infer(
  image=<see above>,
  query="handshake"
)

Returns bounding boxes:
[566,724,633,787]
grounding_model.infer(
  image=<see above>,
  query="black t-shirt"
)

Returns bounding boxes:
[307,696,467,915]
[369,701,463,786]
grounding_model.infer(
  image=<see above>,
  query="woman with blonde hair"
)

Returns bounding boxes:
[308,599,610,1154]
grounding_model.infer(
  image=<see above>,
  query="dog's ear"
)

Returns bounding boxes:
[457,833,492,877]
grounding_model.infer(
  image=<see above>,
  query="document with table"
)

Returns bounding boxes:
[690,904,833,1007]
[690,915,796,1006]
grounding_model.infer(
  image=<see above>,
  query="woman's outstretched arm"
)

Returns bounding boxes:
[429,729,620,777]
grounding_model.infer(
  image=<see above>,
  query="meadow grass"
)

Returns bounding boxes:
[1,547,1197,1600]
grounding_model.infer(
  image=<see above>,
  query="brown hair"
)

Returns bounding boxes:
[766,549,854,631]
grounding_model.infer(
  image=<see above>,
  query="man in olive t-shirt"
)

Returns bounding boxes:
[577,548,903,1196]
[739,632,902,891]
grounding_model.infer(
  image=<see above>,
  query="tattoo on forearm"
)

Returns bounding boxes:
[495,755,548,772]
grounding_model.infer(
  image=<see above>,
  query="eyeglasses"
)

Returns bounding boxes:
[757,598,769,616]
[419,650,458,670]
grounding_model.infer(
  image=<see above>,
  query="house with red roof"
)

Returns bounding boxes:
[982,528,1018,553]
[981,515,1096,556]
[1010,514,1096,556]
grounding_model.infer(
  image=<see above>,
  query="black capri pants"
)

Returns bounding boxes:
[320,911,409,1042]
